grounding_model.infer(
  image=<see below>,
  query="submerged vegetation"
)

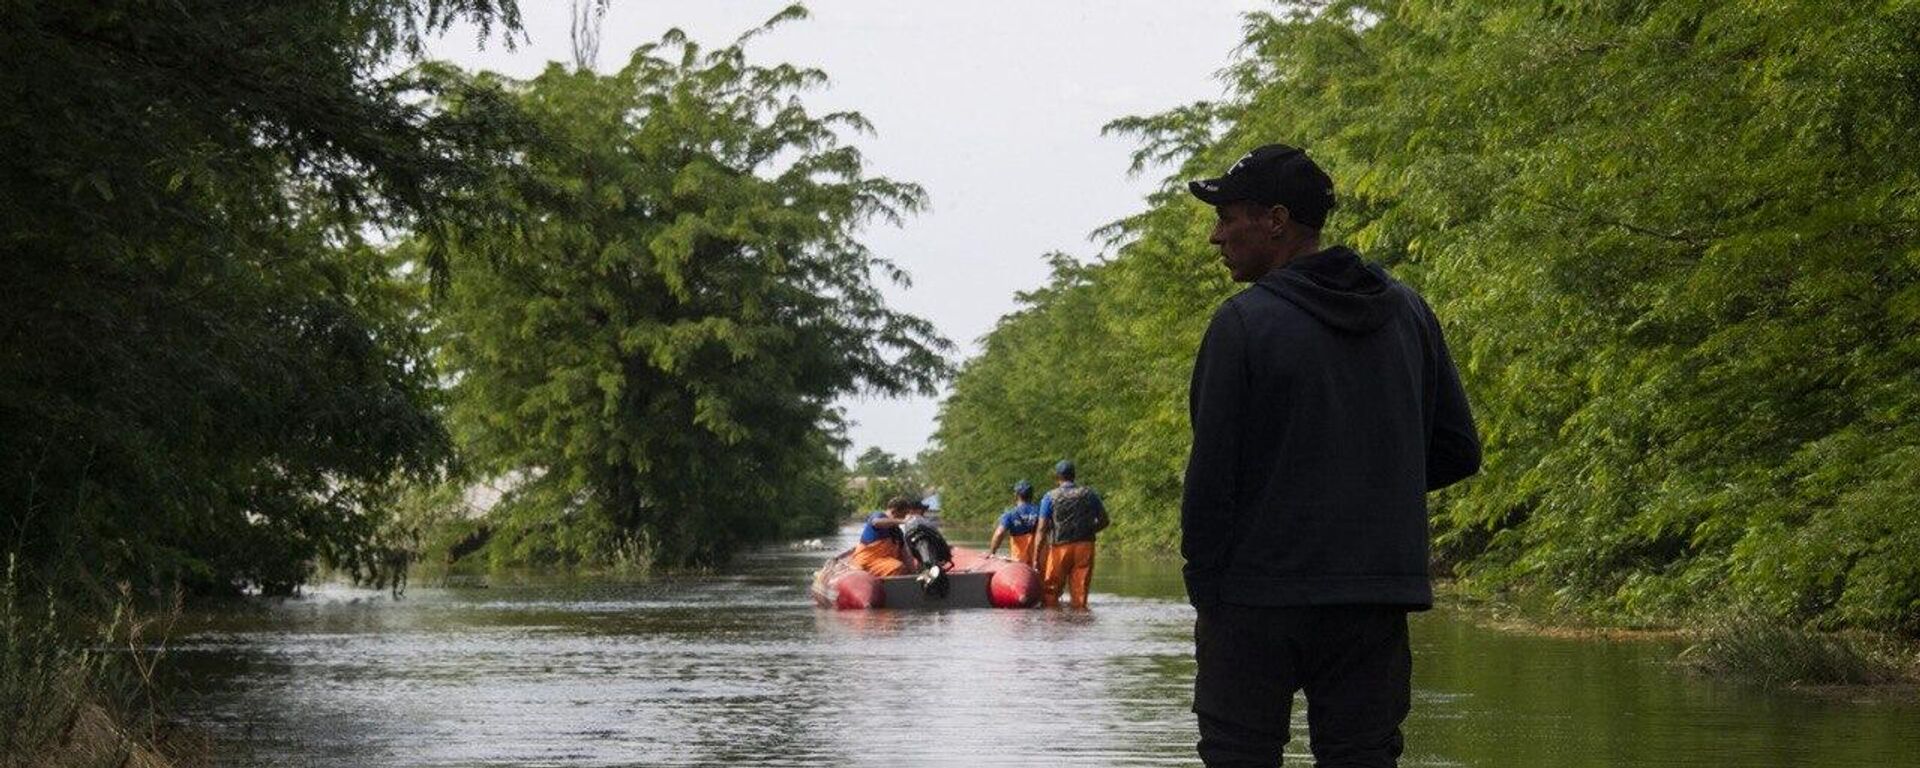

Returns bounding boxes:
[4,4,1916,751]
[929,0,1920,637]
[1679,611,1915,688]
[2,558,197,767]
[3,3,524,759]
[416,21,947,569]
[1,0,524,603]
[3,1,936,598]
[4,3,937,758]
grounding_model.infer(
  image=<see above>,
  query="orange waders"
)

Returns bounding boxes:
[1009,532,1038,566]
[1042,540,1096,608]
[851,537,909,577]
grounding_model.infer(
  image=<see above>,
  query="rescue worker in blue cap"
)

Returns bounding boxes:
[1034,459,1109,608]
[987,480,1042,565]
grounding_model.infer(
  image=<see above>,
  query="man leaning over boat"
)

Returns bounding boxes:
[850,496,916,577]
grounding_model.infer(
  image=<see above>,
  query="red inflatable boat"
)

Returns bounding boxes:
[810,547,1040,609]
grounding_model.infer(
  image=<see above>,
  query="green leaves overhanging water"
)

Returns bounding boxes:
[928,0,1920,633]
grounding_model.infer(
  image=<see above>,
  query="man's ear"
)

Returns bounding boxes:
[1266,204,1293,239]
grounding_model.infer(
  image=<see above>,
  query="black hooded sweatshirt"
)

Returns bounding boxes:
[1181,246,1480,610]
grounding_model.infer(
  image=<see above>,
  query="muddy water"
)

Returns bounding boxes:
[162,527,1920,766]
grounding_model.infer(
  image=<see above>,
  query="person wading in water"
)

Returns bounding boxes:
[1182,144,1481,767]
[987,480,1042,565]
[1033,460,1109,609]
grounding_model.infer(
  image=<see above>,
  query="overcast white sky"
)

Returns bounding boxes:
[432,1,1266,462]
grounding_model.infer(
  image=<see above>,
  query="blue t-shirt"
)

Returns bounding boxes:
[998,502,1041,536]
[859,511,900,545]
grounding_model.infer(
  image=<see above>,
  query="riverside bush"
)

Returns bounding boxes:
[419,9,948,569]
[1,559,191,767]
[928,0,1920,633]
[1,560,93,761]
[1680,611,1913,686]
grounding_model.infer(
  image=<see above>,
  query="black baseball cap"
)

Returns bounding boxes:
[1187,143,1337,229]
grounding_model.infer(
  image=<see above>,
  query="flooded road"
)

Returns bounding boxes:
[163,527,1920,766]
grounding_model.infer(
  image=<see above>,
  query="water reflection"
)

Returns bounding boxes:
[161,529,1920,767]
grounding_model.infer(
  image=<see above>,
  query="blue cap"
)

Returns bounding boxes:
[1013,480,1033,496]
[1054,459,1075,477]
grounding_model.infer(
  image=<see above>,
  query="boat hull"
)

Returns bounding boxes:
[811,547,1039,609]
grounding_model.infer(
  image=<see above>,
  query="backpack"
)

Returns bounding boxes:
[1047,486,1106,543]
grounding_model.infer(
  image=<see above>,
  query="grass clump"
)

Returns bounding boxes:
[1679,611,1915,687]
[2,556,194,767]
[3,571,92,760]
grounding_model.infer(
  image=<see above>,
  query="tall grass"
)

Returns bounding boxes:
[2,555,99,760]
[1,555,190,767]
[1679,611,1915,687]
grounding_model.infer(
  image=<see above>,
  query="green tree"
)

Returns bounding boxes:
[1,0,523,597]
[847,447,932,512]
[852,447,909,478]
[424,10,950,569]
[926,253,1123,526]
[932,0,1920,632]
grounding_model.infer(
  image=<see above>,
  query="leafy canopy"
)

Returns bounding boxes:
[425,9,950,568]
[931,0,1920,632]
[1,0,522,597]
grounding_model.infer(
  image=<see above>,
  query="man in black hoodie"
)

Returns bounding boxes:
[1181,144,1481,767]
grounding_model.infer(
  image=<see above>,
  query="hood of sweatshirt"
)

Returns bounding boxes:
[1254,246,1396,334]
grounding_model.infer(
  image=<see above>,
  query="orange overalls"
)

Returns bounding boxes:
[851,534,909,577]
[1042,540,1096,609]
[1008,532,1038,566]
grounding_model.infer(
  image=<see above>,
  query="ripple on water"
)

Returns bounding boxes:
[162,540,1920,768]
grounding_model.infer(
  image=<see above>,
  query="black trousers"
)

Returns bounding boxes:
[1193,603,1412,767]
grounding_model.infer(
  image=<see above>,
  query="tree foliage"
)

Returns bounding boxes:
[423,11,950,569]
[852,447,910,479]
[847,447,931,512]
[930,0,1920,632]
[1,1,522,597]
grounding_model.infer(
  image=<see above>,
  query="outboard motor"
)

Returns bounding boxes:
[899,516,954,598]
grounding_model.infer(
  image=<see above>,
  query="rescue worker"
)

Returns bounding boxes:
[850,496,916,577]
[986,480,1042,564]
[1034,460,1109,608]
